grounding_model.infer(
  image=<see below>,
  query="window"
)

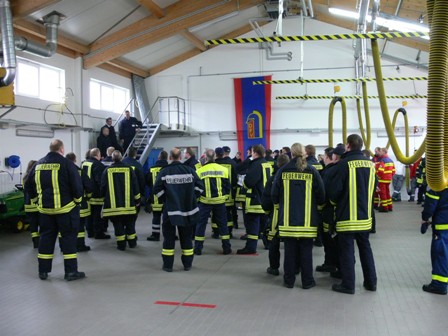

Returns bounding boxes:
[15,58,65,102]
[89,79,130,114]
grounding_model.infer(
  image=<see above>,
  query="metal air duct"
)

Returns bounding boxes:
[0,0,16,87]
[15,11,62,58]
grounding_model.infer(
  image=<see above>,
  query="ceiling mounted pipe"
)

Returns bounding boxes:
[0,0,16,87]
[15,11,61,58]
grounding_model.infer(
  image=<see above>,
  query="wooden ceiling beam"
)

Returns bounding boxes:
[84,0,263,69]
[149,21,268,76]
[11,0,61,18]
[14,22,148,77]
[137,0,165,18]
[179,30,207,51]
[107,59,149,78]
[98,63,132,79]
[148,49,203,76]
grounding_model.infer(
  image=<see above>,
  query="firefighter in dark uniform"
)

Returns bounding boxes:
[82,148,108,239]
[118,110,142,154]
[146,150,168,241]
[305,144,324,247]
[183,147,202,170]
[153,148,204,272]
[214,147,237,238]
[262,154,290,276]
[315,145,345,274]
[416,157,427,204]
[329,134,377,294]
[235,148,252,235]
[194,149,232,255]
[66,152,94,252]
[101,151,141,251]
[237,144,272,254]
[272,143,325,289]
[24,139,85,281]
[420,187,448,295]
[23,160,39,248]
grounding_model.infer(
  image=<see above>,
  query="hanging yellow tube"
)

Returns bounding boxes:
[328,97,347,147]
[370,39,426,165]
[425,0,448,191]
[356,81,373,155]
[385,108,411,190]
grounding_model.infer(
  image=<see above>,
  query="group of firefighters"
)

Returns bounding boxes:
[22,135,448,295]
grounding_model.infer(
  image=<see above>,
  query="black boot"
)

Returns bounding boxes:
[117,241,126,251]
[147,233,160,241]
[128,238,137,248]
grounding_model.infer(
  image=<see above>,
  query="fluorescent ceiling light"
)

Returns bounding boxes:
[328,7,429,39]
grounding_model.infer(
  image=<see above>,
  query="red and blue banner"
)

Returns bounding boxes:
[234,76,272,158]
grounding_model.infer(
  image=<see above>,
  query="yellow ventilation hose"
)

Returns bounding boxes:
[385,107,411,190]
[370,39,426,165]
[328,96,347,147]
[356,81,373,155]
[425,0,448,191]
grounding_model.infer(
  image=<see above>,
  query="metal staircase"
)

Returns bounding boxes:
[121,96,187,164]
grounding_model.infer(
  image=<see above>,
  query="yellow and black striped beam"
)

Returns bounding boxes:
[276,95,427,100]
[253,77,428,85]
[205,31,429,46]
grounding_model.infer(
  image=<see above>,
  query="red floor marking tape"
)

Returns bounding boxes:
[154,301,181,306]
[154,301,216,309]
[181,303,216,309]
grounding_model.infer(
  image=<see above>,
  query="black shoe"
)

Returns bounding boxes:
[266,267,280,276]
[211,232,219,239]
[146,234,160,241]
[163,267,173,272]
[363,281,377,291]
[330,270,342,279]
[223,248,232,255]
[315,264,337,273]
[378,207,389,213]
[128,239,137,248]
[408,197,415,202]
[64,271,86,281]
[283,282,294,288]
[422,283,447,295]
[184,266,192,271]
[303,281,316,289]
[117,245,126,251]
[77,245,91,252]
[94,233,111,239]
[332,283,355,294]
[236,247,257,255]
[194,248,202,256]
[39,272,48,280]
[240,234,247,240]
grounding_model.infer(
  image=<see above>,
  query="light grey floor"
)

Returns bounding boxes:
[0,201,447,336]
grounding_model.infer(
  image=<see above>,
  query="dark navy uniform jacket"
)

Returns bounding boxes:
[25,152,83,215]
[153,161,204,227]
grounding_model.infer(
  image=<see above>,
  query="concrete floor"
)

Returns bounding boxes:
[0,201,447,336]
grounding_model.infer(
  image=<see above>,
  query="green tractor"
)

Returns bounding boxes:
[0,185,28,232]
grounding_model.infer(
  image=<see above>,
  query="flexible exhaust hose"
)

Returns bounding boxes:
[385,108,411,190]
[328,96,347,147]
[371,39,426,165]
[425,0,448,191]
[356,81,374,155]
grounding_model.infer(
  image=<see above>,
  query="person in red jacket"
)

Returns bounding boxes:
[377,148,396,212]
[408,156,421,202]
